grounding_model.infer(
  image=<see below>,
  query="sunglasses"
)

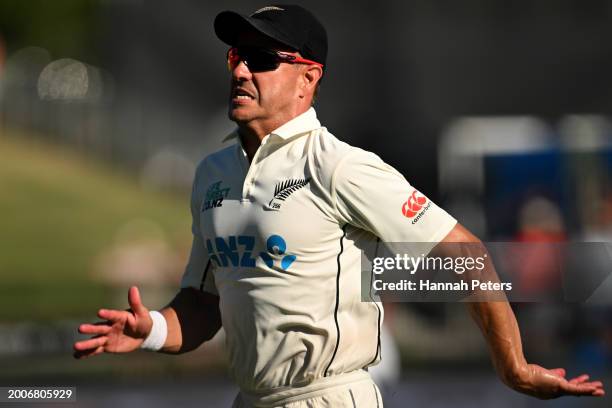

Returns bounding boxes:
[227,47,324,73]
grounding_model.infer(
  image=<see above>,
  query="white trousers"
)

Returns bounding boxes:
[232,376,383,408]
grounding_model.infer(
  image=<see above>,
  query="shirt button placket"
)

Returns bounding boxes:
[244,148,265,199]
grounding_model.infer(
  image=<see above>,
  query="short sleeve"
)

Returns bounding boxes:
[181,233,218,295]
[179,164,218,295]
[332,151,457,253]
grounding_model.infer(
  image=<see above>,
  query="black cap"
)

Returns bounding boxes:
[214,5,328,67]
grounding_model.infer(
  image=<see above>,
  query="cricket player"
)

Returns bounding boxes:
[74,5,605,407]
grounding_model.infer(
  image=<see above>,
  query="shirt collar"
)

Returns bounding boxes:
[222,107,321,142]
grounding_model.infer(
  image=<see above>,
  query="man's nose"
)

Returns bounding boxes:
[232,60,252,81]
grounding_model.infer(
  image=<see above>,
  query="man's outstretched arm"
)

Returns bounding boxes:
[161,287,221,354]
[73,286,221,358]
[439,223,605,399]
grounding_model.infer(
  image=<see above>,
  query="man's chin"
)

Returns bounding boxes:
[228,106,255,123]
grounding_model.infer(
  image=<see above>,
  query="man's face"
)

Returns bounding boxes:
[227,47,305,130]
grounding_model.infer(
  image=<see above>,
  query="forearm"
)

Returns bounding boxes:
[158,288,222,354]
[439,224,528,384]
[466,301,527,386]
[159,306,183,353]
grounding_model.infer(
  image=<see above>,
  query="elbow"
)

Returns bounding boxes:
[441,223,481,244]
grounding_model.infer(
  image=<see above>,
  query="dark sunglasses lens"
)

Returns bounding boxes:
[240,49,279,72]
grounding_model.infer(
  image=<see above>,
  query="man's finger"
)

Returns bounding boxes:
[568,374,589,384]
[560,381,599,396]
[128,286,147,317]
[98,308,126,322]
[86,346,106,358]
[592,389,605,396]
[566,379,603,391]
[73,336,107,351]
[584,381,603,389]
[78,323,112,335]
[73,345,105,359]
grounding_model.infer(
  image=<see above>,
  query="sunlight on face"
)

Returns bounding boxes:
[227,45,310,135]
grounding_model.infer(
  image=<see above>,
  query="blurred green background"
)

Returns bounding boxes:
[0,130,190,321]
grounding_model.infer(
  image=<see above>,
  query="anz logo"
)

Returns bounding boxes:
[260,235,296,270]
[205,234,296,270]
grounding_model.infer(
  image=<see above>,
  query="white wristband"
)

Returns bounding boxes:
[140,311,167,351]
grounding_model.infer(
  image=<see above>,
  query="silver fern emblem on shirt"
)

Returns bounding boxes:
[268,178,310,210]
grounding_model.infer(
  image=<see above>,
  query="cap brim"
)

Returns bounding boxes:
[214,11,300,50]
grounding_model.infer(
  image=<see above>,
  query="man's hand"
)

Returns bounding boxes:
[73,286,153,359]
[508,364,605,399]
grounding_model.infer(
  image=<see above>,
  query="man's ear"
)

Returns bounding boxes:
[301,65,322,95]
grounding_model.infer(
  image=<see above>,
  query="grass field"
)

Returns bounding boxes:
[0,129,192,321]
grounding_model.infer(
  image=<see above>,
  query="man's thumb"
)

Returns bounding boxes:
[128,286,148,316]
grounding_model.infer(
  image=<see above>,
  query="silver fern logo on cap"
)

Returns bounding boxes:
[251,6,285,16]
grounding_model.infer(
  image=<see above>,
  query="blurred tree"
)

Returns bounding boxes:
[0,0,99,62]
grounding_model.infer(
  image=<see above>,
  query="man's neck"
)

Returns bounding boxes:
[237,127,261,163]
[236,107,310,162]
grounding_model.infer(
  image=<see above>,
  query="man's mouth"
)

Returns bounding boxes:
[232,88,255,100]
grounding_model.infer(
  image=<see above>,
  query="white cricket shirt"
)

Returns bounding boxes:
[180,108,457,405]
